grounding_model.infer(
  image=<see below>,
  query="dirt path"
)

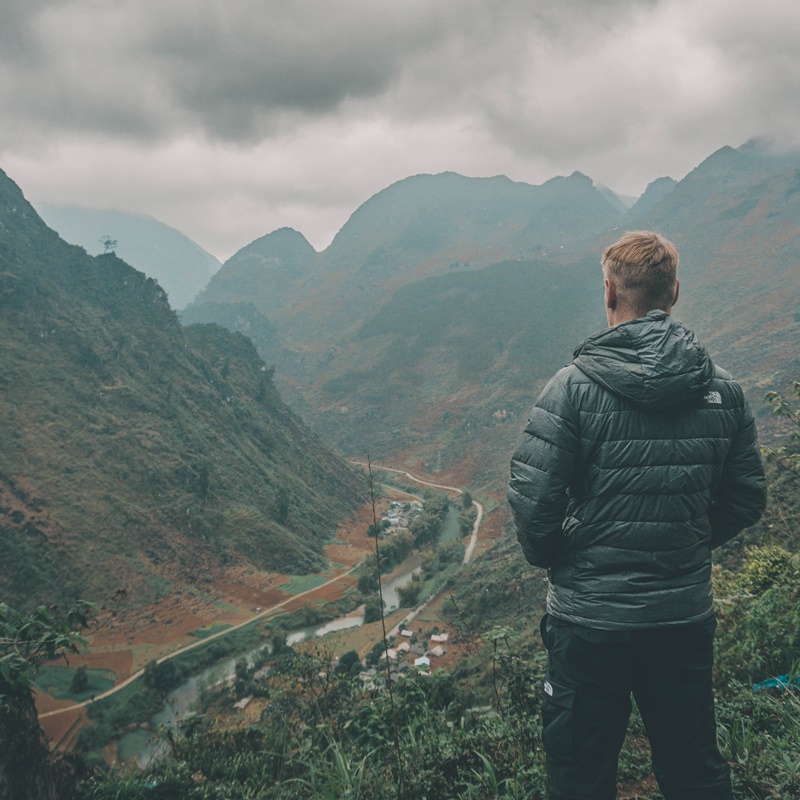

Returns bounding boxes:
[353,461,464,496]
[463,501,483,564]
[39,563,360,719]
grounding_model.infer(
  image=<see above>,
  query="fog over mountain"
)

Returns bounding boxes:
[3,2,800,259]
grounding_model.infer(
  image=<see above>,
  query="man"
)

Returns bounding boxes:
[507,231,767,800]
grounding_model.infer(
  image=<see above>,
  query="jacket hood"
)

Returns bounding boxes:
[572,310,714,410]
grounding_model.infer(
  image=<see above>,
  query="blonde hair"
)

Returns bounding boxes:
[602,231,679,315]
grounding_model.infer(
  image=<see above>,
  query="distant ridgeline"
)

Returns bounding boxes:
[0,169,362,609]
[33,203,221,311]
[188,142,800,480]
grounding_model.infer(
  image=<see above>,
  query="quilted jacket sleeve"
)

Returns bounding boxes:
[507,372,580,568]
[709,395,767,549]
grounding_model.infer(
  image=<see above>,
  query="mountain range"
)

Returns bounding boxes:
[7,137,800,604]
[189,170,620,342]
[189,139,800,487]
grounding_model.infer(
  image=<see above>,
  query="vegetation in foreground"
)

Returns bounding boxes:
[4,387,800,798]
[74,543,800,800]
[74,383,800,799]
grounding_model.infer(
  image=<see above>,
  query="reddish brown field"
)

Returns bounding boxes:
[305,574,359,603]
[38,498,389,695]
[49,501,380,680]
[37,703,86,751]
[324,543,365,567]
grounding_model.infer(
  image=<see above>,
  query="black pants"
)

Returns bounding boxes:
[540,614,733,800]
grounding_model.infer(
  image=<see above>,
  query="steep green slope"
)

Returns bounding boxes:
[313,257,603,471]
[0,169,361,609]
[179,300,284,367]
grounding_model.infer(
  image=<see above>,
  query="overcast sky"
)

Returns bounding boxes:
[3,0,800,261]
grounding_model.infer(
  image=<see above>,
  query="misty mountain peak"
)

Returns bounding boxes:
[235,226,317,263]
[691,145,743,175]
[191,226,319,317]
[626,176,678,219]
[541,171,593,188]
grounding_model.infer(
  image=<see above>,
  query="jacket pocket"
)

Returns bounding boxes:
[542,673,576,757]
[561,515,581,539]
[559,515,583,554]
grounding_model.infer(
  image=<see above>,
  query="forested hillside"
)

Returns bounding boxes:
[316,257,603,466]
[0,169,362,610]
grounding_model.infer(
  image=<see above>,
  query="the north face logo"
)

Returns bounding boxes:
[704,391,722,405]
[544,680,554,696]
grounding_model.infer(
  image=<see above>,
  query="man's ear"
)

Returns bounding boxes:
[672,279,680,307]
[605,278,617,310]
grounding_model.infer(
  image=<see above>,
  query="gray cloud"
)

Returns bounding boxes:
[0,1,50,60]
[3,0,800,259]
[0,1,462,143]
[0,0,651,145]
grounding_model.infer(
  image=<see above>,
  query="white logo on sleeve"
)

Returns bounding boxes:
[704,391,722,405]
[544,680,554,696]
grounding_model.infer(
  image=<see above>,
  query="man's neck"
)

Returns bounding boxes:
[607,306,672,327]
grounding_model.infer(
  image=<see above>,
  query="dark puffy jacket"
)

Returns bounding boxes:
[507,310,767,628]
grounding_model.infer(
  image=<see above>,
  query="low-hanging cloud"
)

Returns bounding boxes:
[3,0,800,259]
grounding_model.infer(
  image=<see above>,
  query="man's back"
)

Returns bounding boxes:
[508,310,766,629]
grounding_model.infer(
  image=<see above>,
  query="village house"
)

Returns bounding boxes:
[380,500,423,530]
[374,630,449,681]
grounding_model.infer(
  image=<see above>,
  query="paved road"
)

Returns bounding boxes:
[349,461,483,565]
